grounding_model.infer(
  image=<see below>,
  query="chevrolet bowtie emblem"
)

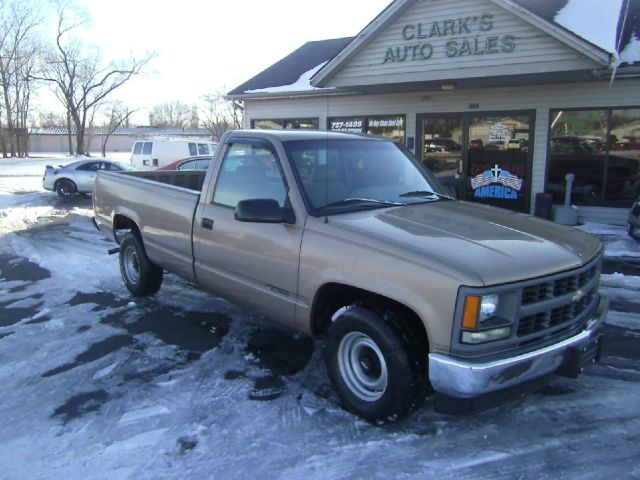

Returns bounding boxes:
[572,289,585,302]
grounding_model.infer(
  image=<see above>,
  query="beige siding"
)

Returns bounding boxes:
[328,0,599,88]
[244,79,640,224]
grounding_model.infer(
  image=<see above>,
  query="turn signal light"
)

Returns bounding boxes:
[462,295,480,330]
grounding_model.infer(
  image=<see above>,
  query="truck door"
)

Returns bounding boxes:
[192,139,303,326]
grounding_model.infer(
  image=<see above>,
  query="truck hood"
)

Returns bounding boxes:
[328,201,602,286]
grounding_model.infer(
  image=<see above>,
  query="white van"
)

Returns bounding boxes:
[130,138,217,170]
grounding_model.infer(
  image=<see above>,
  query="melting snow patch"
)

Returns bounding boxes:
[93,362,119,380]
[554,0,623,53]
[619,33,640,65]
[606,311,640,330]
[104,428,168,454]
[119,406,172,425]
[601,272,640,289]
[245,62,332,94]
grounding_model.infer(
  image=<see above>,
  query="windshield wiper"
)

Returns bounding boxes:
[399,190,452,200]
[317,197,406,212]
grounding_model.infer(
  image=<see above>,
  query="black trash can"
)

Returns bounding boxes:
[534,193,553,220]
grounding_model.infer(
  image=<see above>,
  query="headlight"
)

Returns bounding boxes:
[462,294,499,329]
[479,294,499,323]
[460,293,510,344]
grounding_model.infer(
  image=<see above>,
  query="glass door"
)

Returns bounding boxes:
[418,115,464,197]
[417,111,534,212]
[465,114,532,212]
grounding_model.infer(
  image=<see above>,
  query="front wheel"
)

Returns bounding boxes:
[324,304,429,424]
[119,232,163,297]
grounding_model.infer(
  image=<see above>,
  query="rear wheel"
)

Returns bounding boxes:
[119,232,163,296]
[55,179,76,198]
[324,304,429,424]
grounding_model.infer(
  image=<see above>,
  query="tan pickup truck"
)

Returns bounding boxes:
[93,130,607,424]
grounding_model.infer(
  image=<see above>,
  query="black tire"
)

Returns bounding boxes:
[55,179,77,198]
[119,232,163,297]
[324,304,429,425]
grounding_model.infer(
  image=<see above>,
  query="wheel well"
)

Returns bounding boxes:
[113,214,140,243]
[54,177,74,188]
[312,283,430,352]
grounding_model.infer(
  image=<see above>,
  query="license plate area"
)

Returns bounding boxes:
[557,334,604,378]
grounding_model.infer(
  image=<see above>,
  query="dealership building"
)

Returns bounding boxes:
[229,0,640,224]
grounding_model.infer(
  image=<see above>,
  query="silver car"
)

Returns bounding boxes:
[43,159,134,198]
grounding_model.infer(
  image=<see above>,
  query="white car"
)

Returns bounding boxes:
[43,159,134,198]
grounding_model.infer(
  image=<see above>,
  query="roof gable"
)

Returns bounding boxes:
[312,0,612,88]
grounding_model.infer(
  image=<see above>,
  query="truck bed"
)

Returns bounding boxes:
[124,170,207,192]
[93,170,205,283]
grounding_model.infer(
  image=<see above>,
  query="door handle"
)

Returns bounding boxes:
[201,217,214,230]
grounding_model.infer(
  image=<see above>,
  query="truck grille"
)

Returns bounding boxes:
[517,258,600,339]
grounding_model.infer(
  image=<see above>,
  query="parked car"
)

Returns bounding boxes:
[131,138,217,170]
[629,194,640,240]
[43,159,134,198]
[157,156,212,171]
[94,130,607,425]
[548,136,639,202]
[468,139,484,150]
[424,138,461,153]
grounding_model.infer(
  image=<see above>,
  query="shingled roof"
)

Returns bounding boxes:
[227,37,353,96]
[229,0,640,98]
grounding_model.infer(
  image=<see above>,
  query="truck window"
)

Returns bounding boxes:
[198,143,209,155]
[189,143,198,156]
[142,142,153,155]
[133,142,142,154]
[213,143,286,208]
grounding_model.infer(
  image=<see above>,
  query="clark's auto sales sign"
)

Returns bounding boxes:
[383,13,516,63]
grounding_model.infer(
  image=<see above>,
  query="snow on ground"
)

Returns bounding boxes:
[1,157,639,479]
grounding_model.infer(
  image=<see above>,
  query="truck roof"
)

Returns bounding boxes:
[227,129,391,142]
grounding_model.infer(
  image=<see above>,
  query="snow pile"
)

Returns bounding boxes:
[246,62,332,94]
[619,33,640,65]
[554,0,624,53]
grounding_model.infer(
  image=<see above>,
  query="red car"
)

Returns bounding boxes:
[156,156,212,171]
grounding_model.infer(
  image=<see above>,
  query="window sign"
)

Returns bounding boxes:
[489,123,511,143]
[329,118,365,133]
[328,115,406,142]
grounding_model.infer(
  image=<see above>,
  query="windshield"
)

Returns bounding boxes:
[284,139,448,214]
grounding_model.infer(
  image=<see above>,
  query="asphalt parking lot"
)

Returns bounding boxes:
[1,176,639,479]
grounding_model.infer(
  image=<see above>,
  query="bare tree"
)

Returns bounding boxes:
[101,101,135,156]
[148,100,190,128]
[35,1,154,156]
[200,91,243,141]
[0,0,41,157]
[34,109,66,128]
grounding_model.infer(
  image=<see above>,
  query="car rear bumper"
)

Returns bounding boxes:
[428,295,608,402]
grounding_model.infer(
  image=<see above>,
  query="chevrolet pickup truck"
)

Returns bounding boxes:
[93,130,607,424]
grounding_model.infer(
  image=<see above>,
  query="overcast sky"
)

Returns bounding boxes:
[37,0,392,125]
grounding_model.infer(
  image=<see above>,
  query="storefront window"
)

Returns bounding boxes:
[548,108,640,207]
[252,118,319,130]
[328,115,406,142]
[608,109,640,206]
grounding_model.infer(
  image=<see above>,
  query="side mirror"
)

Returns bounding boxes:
[234,199,295,224]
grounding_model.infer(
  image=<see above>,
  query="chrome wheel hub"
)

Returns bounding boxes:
[337,331,388,402]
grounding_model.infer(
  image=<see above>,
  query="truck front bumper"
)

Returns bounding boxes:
[428,295,608,409]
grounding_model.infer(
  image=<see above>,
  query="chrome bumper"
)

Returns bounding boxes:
[429,295,608,399]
